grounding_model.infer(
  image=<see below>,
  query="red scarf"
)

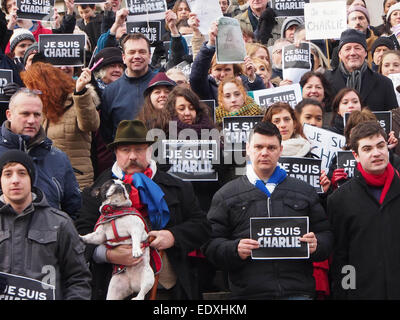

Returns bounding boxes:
[122,167,153,215]
[357,162,398,204]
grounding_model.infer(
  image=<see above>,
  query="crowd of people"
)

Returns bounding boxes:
[1,0,400,300]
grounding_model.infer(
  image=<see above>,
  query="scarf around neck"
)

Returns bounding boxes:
[339,61,368,93]
[357,161,397,204]
[247,163,287,197]
[215,96,262,124]
[111,161,170,230]
[281,135,311,157]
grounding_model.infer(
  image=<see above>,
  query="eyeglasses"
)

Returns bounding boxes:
[17,88,42,95]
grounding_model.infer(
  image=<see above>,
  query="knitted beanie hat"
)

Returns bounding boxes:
[387,2,400,25]
[0,150,36,186]
[9,28,35,53]
[347,5,370,24]
[338,28,367,52]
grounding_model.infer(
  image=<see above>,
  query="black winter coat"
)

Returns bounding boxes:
[204,175,333,299]
[74,168,211,300]
[328,169,400,299]
[324,67,398,112]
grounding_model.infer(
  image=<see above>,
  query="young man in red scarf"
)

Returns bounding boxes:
[328,120,400,299]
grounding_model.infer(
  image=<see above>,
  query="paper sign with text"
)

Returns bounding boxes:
[17,0,54,21]
[344,111,392,134]
[271,0,309,17]
[126,21,161,43]
[162,140,219,181]
[186,0,223,35]
[303,123,345,173]
[0,69,13,103]
[125,0,167,21]
[216,16,246,64]
[251,217,309,259]
[39,34,86,66]
[336,150,356,179]
[278,156,323,193]
[282,42,311,84]
[0,272,55,300]
[251,83,302,111]
[304,1,347,40]
[222,115,263,151]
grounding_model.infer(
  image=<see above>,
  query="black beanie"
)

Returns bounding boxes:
[338,29,367,52]
[0,150,36,186]
[371,37,395,57]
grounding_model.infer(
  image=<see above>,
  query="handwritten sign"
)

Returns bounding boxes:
[216,16,246,64]
[303,123,345,173]
[304,1,347,40]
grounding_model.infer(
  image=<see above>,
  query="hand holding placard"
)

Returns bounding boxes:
[238,239,260,260]
[207,21,218,47]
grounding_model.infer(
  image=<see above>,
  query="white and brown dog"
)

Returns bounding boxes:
[80,179,156,300]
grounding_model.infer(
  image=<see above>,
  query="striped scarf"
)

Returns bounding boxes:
[215,96,263,124]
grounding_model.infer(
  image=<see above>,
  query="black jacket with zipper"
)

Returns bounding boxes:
[204,174,333,299]
[328,168,400,299]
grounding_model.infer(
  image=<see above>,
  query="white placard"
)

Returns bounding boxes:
[304,1,347,40]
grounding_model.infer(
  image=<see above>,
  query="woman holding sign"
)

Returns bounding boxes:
[20,62,100,189]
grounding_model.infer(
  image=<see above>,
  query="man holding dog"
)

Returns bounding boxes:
[75,120,211,300]
[0,150,92,300]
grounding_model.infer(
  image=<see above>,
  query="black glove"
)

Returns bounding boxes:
[3,82,20,97]
[256,7,277,45]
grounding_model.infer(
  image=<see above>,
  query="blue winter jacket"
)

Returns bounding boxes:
[0,122,82,219]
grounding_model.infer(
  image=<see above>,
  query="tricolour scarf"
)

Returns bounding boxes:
[112,162,170,230]
[357,162,398,204]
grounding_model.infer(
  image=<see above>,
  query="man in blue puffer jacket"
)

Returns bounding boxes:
[0,89,81,219]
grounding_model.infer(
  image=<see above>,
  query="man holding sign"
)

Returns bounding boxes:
[205,121,332,299]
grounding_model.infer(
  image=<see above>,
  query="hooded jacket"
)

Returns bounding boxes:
[0,121,81,219]
[0,187,91,300]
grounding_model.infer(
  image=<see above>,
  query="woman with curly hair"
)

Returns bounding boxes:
[215,77,263,125]
[20,62,100,189]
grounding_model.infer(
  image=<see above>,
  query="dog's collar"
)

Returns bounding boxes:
[100,204,134,216]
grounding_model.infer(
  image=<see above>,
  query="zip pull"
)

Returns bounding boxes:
[267,197,271,218]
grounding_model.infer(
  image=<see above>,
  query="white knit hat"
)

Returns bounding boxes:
[387,2,400,26]
[9,28,35,53]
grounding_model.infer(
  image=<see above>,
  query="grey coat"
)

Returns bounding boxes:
[0,188,92,300]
